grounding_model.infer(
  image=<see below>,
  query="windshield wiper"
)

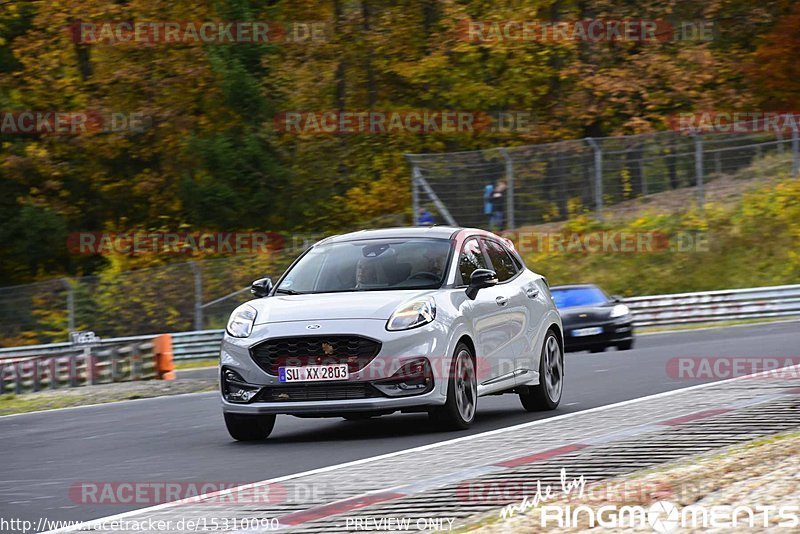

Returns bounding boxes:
[275,288,302,295]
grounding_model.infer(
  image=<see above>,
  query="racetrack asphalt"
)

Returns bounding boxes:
[1,321,798,526]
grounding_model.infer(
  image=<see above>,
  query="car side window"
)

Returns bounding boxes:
[483,239,518,282]
[458,238,489,286]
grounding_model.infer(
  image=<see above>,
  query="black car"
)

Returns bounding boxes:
[550,284,634,353]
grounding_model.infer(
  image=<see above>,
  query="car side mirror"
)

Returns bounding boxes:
[611,295,623,303]
[250,277,273,298]
[466,269,498,300]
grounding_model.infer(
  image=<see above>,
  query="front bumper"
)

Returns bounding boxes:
[220,319,450,416]
[563,319,634,351]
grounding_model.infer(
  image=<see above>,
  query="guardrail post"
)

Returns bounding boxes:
[586,138,603,219]
[500,148,516,230]
[694,133,704,208]
[110,347,120,382]
[131,344,141,380]
[33,359,40,392]
[50,358,57,389]
[85,347,96,386]
[69,354,77,387]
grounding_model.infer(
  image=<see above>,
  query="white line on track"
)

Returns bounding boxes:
[44,363,800,533]
[0,391,216,419]
[10,319,800,421]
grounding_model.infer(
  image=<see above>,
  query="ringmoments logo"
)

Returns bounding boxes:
[539,501,800,531]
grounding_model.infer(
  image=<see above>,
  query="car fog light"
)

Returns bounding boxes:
[373,358,434,397]
[221,368,261,403]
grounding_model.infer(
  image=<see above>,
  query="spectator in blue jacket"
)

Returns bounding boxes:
[483,181,494,227]
[417,208,435,226]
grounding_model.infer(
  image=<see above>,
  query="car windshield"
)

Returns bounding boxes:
[551,287,608,308]
[276,238,452,294]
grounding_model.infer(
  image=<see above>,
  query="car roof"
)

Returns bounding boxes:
[319,226,468,244]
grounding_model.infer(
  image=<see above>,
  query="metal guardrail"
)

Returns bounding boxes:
[0,340,156,395]
[1,284,798,371]
[624,284,800,327]
[0,330,224,364]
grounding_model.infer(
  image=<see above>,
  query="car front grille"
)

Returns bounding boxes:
[250,335,382,376]
[257,383,382,402]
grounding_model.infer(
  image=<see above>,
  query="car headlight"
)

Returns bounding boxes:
[386,297,436,331]
[610,304,630,318]
[226,304,257,338]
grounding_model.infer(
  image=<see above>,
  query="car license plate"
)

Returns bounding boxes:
[279,364,349,383]
[572,327,603,337]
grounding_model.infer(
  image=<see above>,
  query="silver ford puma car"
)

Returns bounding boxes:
[220,227,564,441]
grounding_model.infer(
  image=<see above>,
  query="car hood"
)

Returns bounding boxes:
[250,290,436,325]
[559,305,612,323]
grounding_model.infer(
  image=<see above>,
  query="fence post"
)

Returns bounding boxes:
[413,167,458,226]
[585,138,603,219]
[639,158,647,196]
[791,118,799,177]
[410,161,420,226]
[189,261,203,331]
[499,148,515,230]
[64,278,75,335]
[694,133,704,208]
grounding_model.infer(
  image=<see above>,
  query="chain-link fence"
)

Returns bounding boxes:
[406,117,800,229]
[0,214,414,347]
[0,254,286,346]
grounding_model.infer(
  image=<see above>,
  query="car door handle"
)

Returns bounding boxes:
[496,296,509,307]
[526,287,540,299]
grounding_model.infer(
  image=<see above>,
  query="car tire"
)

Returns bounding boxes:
[590,346,606,353]
[616,339,634,351]
[520,330,563,411]
[429,342,477,430]
[224,412,276,441]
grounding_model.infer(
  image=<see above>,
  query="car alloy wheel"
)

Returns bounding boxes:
[543,335,563,403]
[520,330,563,411]
[454,349,477,423]
[430,342,477,429]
